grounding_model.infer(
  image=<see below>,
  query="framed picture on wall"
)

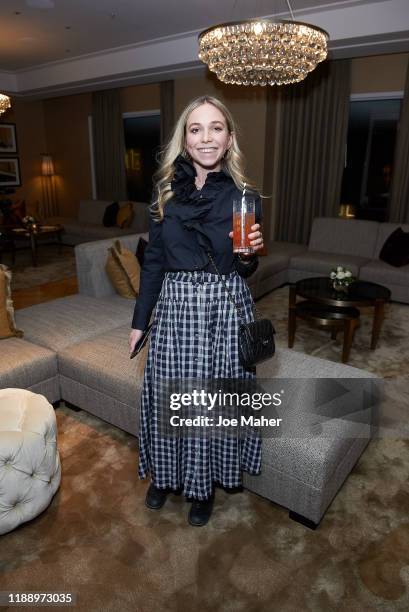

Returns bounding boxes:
[0,123,17,154]
[0,157,21,187]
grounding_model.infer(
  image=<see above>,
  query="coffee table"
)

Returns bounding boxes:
[288,277,391,362]
[11,224,63,267]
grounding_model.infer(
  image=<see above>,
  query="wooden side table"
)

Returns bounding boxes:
[288,287,360,363]
[11,225,63,267]
[288,277,391,357]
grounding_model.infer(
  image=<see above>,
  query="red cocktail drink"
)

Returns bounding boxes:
[233,197,255,254]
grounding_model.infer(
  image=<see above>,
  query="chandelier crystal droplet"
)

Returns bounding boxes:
[198,19,329,86]
[0,94,11,115]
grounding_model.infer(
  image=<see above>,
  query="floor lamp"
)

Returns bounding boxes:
[41,154,58,219]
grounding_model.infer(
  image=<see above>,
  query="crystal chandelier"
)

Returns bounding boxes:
[198,1,329,86]
[0,93,11,115]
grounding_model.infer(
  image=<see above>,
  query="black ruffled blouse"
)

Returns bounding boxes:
[131,154,262,330]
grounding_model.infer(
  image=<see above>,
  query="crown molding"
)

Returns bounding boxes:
[0,71,18,93]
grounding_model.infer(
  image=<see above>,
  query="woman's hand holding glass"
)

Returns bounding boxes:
[229,223,264,258]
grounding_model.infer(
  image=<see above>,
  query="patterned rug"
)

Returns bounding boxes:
[3,244,76,290]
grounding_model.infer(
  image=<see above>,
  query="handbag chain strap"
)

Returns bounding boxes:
[206,251,264,323]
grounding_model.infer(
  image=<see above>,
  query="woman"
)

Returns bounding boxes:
[129,95,264,526]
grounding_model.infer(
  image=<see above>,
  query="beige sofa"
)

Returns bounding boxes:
[251,217,409,303]
[47,199,150,245]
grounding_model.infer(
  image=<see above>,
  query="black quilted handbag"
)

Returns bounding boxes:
[207,252,275,368]
[237,318,276,369]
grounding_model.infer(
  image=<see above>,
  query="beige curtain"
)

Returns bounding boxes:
[160,81,175,146]
[92,89,127,201]
[274,59,351,244]
[389,61,409,223]
[263,87,281,241]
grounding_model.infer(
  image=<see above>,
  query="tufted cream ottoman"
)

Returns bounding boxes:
[0,388,61,535]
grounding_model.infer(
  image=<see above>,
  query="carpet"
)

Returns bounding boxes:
[1,286,408,611]
[3,244,76,290]
[1,405,407,611]
[256,285,409,379]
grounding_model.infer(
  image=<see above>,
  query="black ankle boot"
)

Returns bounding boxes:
[188,495,214,527]
[145,484,169,510]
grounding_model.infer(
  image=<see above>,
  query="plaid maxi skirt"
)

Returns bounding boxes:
[137,269,262,500]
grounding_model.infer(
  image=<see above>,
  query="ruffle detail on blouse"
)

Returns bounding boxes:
[170,154,232,205]
[169,154,234,255]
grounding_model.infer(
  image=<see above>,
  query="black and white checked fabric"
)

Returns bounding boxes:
[138,270,262,500]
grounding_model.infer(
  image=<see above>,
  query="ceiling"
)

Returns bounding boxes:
[0,0,408,97]
[0,0,388,71]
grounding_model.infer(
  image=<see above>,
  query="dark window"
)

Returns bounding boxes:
[340,98,402,222]
[123,114,161,202]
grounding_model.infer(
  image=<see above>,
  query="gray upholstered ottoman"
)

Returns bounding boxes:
[243,348,379,528]
[58,325,146,435]
[15,294,134,352]
[57,326,378,529]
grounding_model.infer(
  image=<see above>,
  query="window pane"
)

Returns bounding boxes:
[123,115,161,202]
[341,99,401,222]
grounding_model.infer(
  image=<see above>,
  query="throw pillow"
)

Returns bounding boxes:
[135,236,148,267]
[105,240,140,299]
[379,227,409,267]
[103,201,119,227]
[0,264,23,339]
[116,202,134,229]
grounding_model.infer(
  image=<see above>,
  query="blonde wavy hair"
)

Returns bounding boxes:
[151,95,256,221]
